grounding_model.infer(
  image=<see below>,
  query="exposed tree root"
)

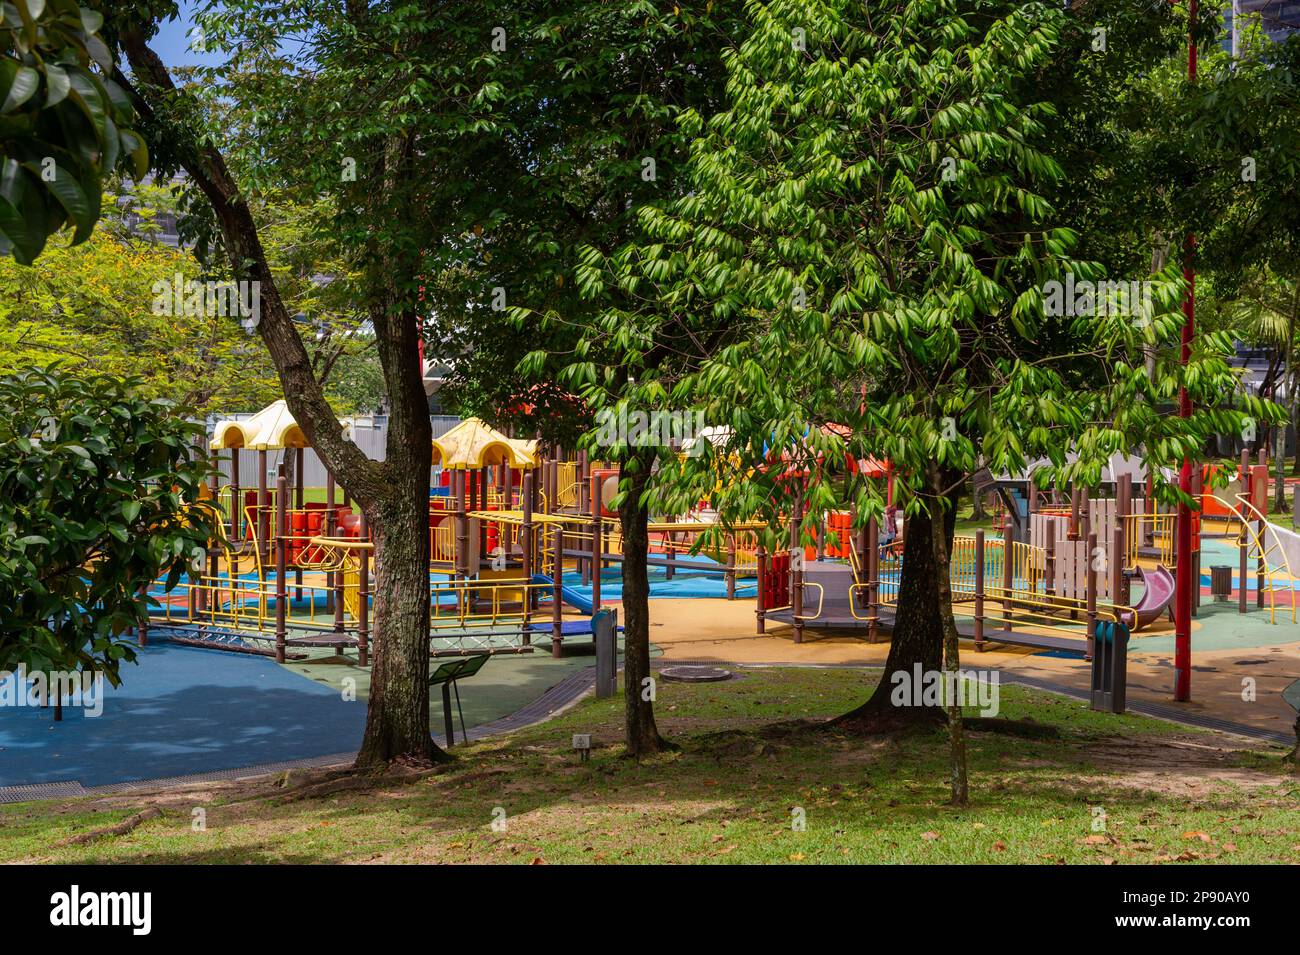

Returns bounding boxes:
[273,764,443,805]
[963,716,1060,739]
[829,703,946,736]
[620,737,678,761]
[60,807,162,846]
[354,744,455,774]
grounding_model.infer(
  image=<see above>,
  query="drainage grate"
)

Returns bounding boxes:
[79,753,359,795]
[0,781,88,804]
[661,665,733,683]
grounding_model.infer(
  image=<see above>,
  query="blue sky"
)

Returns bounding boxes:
[149,0,225,69]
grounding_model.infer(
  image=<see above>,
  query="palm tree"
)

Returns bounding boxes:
[1231,270,1300,512]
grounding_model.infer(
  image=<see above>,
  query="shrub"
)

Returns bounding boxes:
[0,368,214,684]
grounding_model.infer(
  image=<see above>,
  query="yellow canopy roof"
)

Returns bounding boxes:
[210,400,310,451]
[433,417,537,469]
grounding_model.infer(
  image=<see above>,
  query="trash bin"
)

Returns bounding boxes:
[1210,565,1233,602]
[1090,620,1129,714]
[592,608,618,699]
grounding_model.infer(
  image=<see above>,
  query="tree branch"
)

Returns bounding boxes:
[116,31,384,508]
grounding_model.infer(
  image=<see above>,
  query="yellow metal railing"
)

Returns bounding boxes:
[793,581,825,621]
[429,578,555,631]
[555,461,579,508]
[948,535,1043,600]
[152,572,353,636]
[1127,510,1177,566]
[978,585,1132,638]
[877,540,903,607]
[1207,493,1298,624]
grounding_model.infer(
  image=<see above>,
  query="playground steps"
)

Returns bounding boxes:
[152,624,310,660]
[790,562,868,624]
[765,563,871,630]
[854,608,1088,655]
[764,606,870,630]
[284,631,358,651]
[971,627,1086,654]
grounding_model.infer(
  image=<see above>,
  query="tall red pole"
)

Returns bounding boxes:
[1173,0,1198,702]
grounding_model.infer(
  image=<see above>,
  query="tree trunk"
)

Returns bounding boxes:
[121,28,448,771]
[355,293,445,767]
[926,462,968,806]
[619,450,667,757]
[835,464,959,730]
[356,490,446,767]
[1278,287,1299,502]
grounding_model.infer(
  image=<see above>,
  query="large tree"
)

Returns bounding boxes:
[576,0,1270,802]
[418,0,748,755]
[109,0,545,767]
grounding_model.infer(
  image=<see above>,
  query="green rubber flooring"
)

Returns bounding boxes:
[280,637,663,734]
[1131,600,1299,654]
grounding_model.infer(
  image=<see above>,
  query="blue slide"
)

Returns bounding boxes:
[531,574,593,614]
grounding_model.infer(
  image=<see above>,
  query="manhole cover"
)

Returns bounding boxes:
[660,665,732,684]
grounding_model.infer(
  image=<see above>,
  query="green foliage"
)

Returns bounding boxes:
[0,368,213,684]
[0,0,148,263]
[0,187,283,411]
[0,175,384,415]
[140,1,743,438]
[1178,21,1300,291]
[567,0,1278,538]
[250,191,385,414]
[1030,0,1187,276]
[406,0,745,442]
[117,2,524,420]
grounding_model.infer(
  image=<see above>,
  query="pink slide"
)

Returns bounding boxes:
[1125,564,1175,631]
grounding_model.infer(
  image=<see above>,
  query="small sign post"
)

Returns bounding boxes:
[428,654,490,746]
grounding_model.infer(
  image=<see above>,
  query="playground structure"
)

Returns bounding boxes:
[758,450,1299,655]
[146,403,763,662]
[143,396,1299,678]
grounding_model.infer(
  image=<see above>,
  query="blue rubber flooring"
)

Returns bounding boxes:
[563,564,757,600]
[0,639,365,789]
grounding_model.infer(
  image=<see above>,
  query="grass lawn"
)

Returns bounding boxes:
[2,668,1297,864]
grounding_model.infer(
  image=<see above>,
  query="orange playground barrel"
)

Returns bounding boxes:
[291,512,308,562]
[763,553,791,607]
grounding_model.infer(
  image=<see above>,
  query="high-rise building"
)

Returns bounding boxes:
[1224,0,1300,51]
